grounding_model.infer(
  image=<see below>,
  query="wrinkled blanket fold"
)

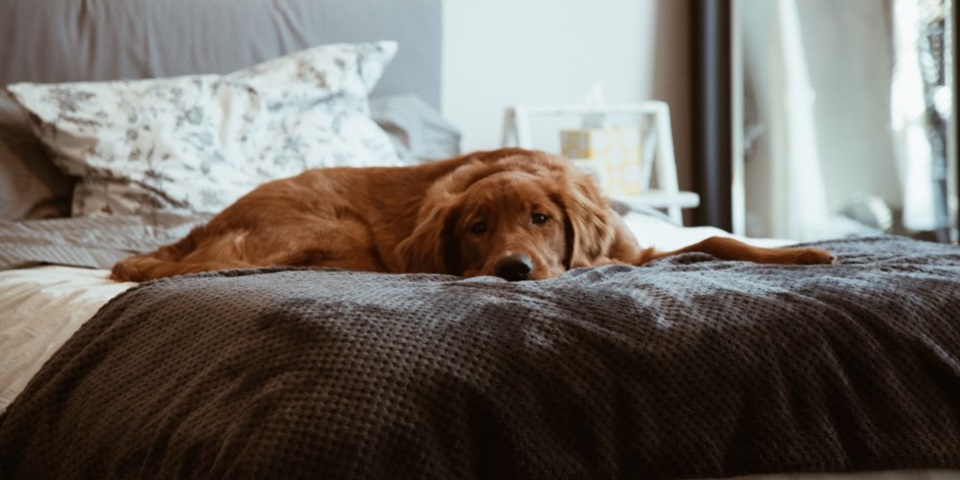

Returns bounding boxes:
[2,236,960,479]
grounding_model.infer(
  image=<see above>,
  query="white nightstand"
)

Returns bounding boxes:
[501,101,699,225]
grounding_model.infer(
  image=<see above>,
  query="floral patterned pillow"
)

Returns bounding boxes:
[6,41,402,217]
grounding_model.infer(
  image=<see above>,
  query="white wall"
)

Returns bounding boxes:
[441,0,693,191]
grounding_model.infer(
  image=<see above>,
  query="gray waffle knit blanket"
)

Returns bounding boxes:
[2,235,960,479]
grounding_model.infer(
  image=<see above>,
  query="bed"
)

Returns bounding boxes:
[2,1,960,479]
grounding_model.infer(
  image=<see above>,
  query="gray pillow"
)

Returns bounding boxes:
[0,94,73,220]
[371,94,461,163]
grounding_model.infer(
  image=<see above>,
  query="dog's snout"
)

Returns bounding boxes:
[494,254,533,281]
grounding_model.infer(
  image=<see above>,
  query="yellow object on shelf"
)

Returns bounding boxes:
[560,127,644,195]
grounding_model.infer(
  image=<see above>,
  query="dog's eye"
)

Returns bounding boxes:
[532,213,549,225]
[470,222,487,235]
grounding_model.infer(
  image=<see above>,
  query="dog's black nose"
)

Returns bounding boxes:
[494,254,533,281]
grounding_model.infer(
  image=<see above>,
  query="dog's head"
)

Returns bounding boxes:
[395,149,618,281]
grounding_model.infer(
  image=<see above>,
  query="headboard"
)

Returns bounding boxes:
[0,0,442,108]
[0,0,444,220]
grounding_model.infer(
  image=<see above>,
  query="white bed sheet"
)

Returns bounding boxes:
[622,211,796,250]
[0,266,134,412]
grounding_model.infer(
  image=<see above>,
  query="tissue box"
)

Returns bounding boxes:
[560,127,644,195]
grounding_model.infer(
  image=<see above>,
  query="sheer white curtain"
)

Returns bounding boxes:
[740,0,831,242]
[765,0,832,241]
[739,0,952,242]
[891,0,938,232]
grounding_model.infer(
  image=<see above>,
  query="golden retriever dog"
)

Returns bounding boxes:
[111,148,835,282]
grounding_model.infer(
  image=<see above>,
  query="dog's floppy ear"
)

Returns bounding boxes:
[397,158,493,274]
[396,200,461,274]
[552,172,617,269]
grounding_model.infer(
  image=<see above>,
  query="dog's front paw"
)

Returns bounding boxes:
[795,248,836,265]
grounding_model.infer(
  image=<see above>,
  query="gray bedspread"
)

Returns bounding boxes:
[2,235,960,479]
[0,214,211,270]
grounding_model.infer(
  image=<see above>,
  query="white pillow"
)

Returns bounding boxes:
[7,41,401,217]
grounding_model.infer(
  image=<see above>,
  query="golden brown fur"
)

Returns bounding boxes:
[111,148,835,282]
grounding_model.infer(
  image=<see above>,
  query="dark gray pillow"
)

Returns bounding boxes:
[371,94,461,163]
[0,94,73,220]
